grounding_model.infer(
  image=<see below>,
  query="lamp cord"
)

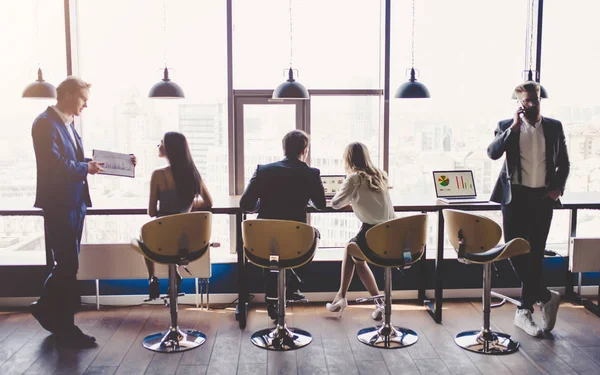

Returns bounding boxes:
[528,0,534,72]
[35,0,40,69]
[411,0,416,68]
[289,0,293,68]
[163,0,168,68]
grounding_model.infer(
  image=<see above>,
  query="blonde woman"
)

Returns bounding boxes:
[326,142,394,320]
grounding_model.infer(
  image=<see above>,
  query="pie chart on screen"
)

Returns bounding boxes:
[438,175,450,186]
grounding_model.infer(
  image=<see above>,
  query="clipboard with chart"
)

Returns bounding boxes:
[92,149,135,178]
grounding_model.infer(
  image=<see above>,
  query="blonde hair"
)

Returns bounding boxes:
[514,81,540,97]
[56,76,92,101]
[343,142,388,192]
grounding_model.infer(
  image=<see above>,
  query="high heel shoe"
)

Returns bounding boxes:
[326,298,348,316]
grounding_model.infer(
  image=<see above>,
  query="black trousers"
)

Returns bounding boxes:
[502,185,553,311]
[264,263,309,302]
[39,202,87,328]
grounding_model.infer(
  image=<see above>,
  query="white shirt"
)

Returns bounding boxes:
[331,173,395,225]
[51,106,77,150]
[512,118,546,188]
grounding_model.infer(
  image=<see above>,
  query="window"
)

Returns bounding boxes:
[309,96,381,247]
[389,0,526,250]
[74,0,230,249]
[233,0,382,89]
[0,0,66,265]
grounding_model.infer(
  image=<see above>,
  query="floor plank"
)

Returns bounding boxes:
[0,300,598,375]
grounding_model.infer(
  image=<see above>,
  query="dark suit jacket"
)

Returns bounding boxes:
[240,158,326,223]
[487,116,570,205]
[32,107,91,211]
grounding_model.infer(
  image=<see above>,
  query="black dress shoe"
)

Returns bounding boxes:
[55,326,96,348]
[286,289,306,301]
[267,303,278,321]
[149,276,160,299]
[30,302,57,333]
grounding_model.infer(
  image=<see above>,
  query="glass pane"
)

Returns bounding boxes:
[74,0,228,242]
[243,104,297,187]
[0,0,66,209]
[309,96,381,248]
[543,0,600,194]
[233,0,381,89]
[0,1,66,266]
[0,216,46,266]
[310,96,381,173]
[389,0,526,199]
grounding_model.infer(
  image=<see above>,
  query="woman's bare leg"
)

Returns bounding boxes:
[354,260,380,297]
[334,244,356,302]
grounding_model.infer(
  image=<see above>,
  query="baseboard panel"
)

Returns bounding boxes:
[1,286,596,308]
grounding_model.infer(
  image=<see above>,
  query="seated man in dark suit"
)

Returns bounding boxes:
[240,130,326,320]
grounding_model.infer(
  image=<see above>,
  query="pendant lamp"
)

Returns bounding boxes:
[149,0,184,99]
[512,0,548,99]
[23,0,56,99]
[395,0,430,99]
[272,0,309,100]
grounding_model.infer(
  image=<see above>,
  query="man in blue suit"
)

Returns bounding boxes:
[488,81,570,337]
[240,130,326,320]
[30,76,134,347]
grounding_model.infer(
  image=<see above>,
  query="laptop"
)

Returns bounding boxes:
[432,170,489,204]
[320,175,346,199]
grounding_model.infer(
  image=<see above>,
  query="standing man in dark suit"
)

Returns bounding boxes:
[30,76,135,347]
[240,130,326,320]
[488,81,570,337]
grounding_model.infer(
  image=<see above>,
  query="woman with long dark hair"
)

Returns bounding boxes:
[325,142,394,320]
[145,131,213,299]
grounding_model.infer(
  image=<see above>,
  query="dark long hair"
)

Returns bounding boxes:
[163,132,202,204]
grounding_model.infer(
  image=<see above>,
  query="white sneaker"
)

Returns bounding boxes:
[372,298,384,321]
[371,306,384,321]
[514,309,543,337]
[539,290,560,332]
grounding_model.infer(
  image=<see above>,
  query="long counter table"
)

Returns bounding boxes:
[2,192,599,327]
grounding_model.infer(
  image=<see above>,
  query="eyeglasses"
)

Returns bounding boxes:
[520,98,541,106]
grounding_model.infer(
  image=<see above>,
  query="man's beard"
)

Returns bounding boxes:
[524,106,540,122]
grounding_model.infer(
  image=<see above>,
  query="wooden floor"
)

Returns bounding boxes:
[0,300,599,375]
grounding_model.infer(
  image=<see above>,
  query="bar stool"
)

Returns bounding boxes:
[444,209,530,355]
[131,212,215,353]
[356,214,428,349]
[242,219,319,351]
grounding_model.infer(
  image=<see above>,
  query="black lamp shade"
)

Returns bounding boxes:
[22,68,56,99]
[272,68,309,100]
[395,68,430,99]
[149,68,185,99]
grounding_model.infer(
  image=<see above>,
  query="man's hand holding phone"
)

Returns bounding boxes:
[510,104,525,132]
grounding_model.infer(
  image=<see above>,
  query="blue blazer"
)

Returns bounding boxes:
[487,116,570,206]
[240,158,326,223]
[32,107,91,211]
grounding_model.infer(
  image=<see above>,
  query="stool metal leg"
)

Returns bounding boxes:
[357,268,418,349]
[143,264,206,353]
[455,264,519,355]
[251,268,312,351]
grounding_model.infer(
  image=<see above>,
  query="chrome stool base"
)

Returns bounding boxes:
[357,324,418,349]
[251,325,312,351]
[143,327,206,353]
[455,330,519,355]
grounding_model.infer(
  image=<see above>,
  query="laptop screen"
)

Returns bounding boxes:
[433,170,477,198]
[321,175,346,198]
